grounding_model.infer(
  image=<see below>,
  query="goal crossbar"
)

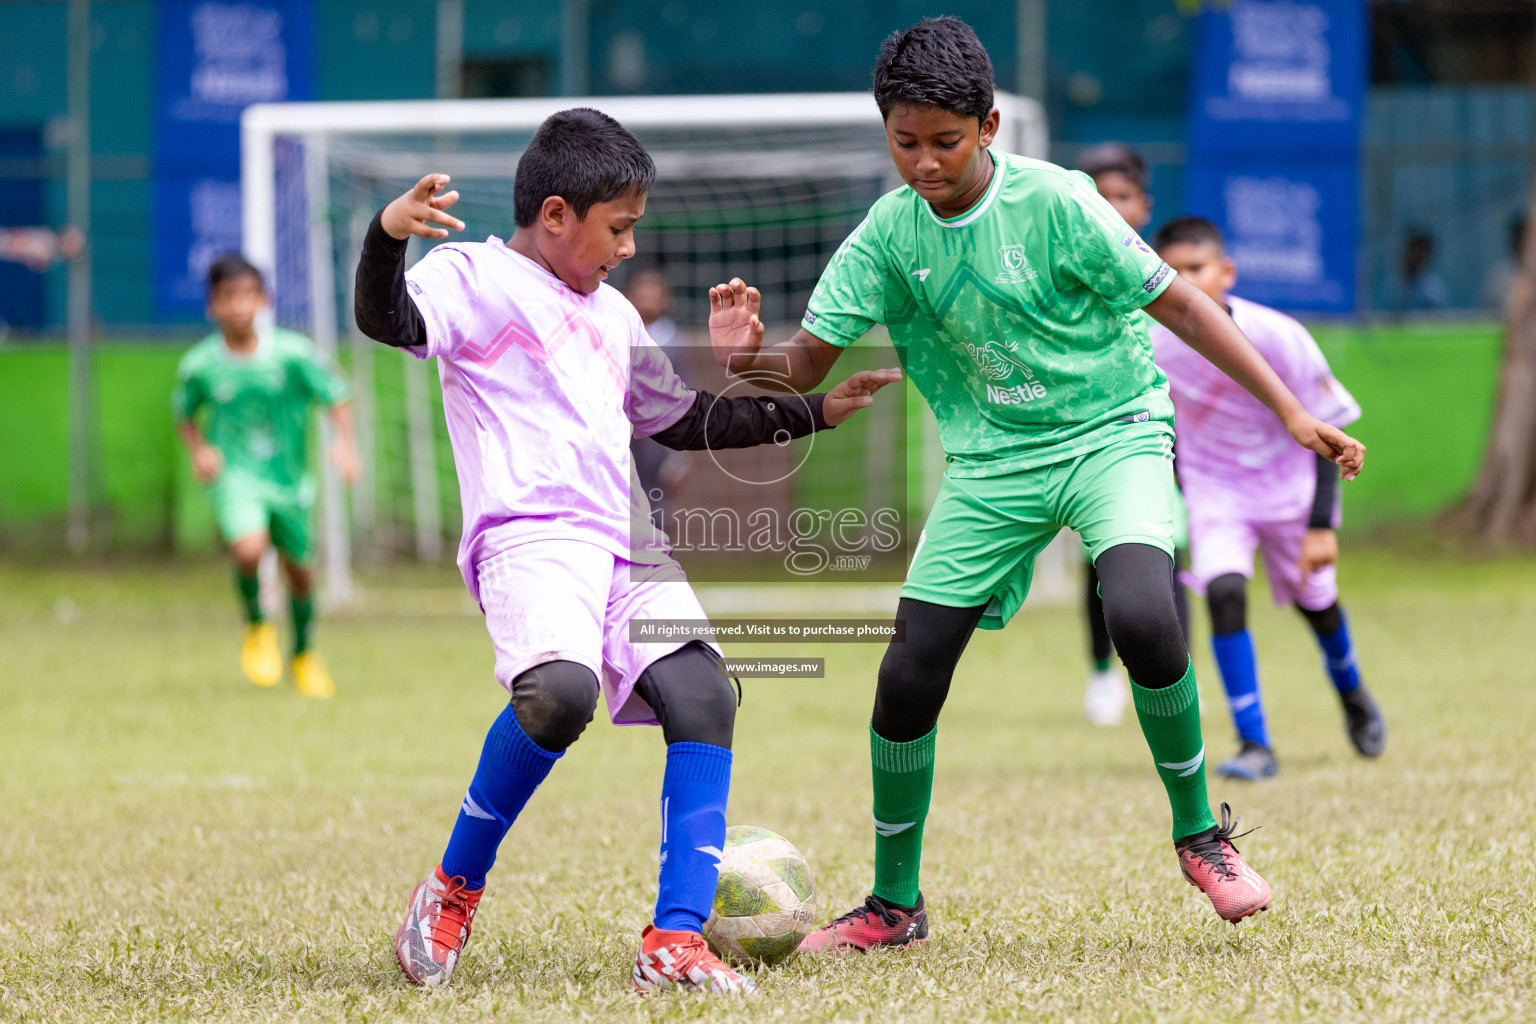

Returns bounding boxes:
[240,91,1045,277]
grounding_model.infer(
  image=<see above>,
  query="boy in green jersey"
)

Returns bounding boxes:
[708,18,1365,944]
[173,254,359,698]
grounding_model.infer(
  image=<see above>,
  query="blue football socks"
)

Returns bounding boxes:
[654,742,732,933]
[1314,610,1362,694]
[1212,629,1270,748]
[440,703,561,890]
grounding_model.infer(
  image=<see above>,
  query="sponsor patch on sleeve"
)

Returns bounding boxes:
[803,309,818,324]
[1142,262,1172,294]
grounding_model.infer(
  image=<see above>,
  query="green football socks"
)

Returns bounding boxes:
[235,569,263,624]
[870,724,935,907]
[1132,662,1218,840]
[1093,655,1113,673]
[290,594,314,656]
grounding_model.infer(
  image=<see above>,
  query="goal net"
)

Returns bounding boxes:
[241,92,1061,604]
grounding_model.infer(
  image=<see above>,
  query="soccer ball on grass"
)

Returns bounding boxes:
[701,825,816,967]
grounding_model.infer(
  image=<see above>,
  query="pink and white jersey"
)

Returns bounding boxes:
[405,238,696,600]
[1150,295,1360,522]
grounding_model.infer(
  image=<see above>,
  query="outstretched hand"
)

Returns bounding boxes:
[1297,528,1338,577]
[328,438,361,487]
[709,278,765,372]
[823,368,902,427]
[191,443,224,484]
[381,173,466,241]
[1288,413,1365,481]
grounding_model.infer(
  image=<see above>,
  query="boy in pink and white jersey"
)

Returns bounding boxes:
[354,107,900,994]
[1148,216,1386,781]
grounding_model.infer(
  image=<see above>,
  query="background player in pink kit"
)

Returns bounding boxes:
[1149,217,1387,781]
[1073,142,1193,727]
[353,108,900,994]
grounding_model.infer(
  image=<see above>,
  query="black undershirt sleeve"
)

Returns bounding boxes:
[1309,452,1340,529]
[354,209,427,350]
[648,390,829,451]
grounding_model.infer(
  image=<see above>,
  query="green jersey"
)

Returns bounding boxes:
[172,327,350,489]
[803,151,1177,477]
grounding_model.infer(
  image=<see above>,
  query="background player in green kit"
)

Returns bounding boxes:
[173,254,359,699]
[707,18,1366,946]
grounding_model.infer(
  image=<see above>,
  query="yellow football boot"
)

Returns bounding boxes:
[292,651,336,699]
[240,623,283,688]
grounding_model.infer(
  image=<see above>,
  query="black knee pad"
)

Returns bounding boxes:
[1206,573,1248,636]
[635,642,736,748]
[1296,601,1342,636]
[1095,544,1189,689]
[873,645,947,743]
[510,660,600,752]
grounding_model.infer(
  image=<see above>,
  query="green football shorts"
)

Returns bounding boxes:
[207,470,317,564]
[1079,476,1188,562]
[904,432,1177,630]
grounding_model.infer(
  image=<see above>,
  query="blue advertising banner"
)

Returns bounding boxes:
[1185,0,1367,313]
[1186,158,1357,309]
[154,0,313,317]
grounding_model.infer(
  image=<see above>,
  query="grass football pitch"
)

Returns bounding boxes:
[2,542,1533,1023]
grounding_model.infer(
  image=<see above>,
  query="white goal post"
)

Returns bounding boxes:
[238,91,1074,606]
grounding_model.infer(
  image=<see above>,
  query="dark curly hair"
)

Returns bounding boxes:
[1076,142,1148,192]
[513,108,656,228]
[873,17,995,123]
[207,253,264,295]
[1152,215,1225,254]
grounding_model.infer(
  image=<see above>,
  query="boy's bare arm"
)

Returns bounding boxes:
[326,401,361,486]
[1145,276,1365,480]
[176,420,223,483]
[707,278,845,392]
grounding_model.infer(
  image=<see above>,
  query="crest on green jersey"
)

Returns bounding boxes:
[994,243,1038,285]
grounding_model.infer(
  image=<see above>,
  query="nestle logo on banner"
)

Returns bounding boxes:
[1223,177,1325,285]
[179,3,291,115]
[1207,0,1350,122]
[1228,1,1330,102]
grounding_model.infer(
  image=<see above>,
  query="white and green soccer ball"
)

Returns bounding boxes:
[702,825,816,967]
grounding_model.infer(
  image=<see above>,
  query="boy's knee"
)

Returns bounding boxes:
[1206,573,1248,636]
[282,560,313,595]
[1296,600,1341,636]
[876,648,921,697]
[872,647,946,742]
[1101,599,1172,655]
[636,642,736,748]
[510,660,600,751]
[230,535,266,573]
[1095,547,1189,688]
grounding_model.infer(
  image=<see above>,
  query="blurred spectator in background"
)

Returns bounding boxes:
[0,225,84,270]
[1397,230,1448,311]
[1075,142,1152,232]
[627,269,692,522]
[1481,213,1527,316]
[628,268,678,348]
[0,226,84,340]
